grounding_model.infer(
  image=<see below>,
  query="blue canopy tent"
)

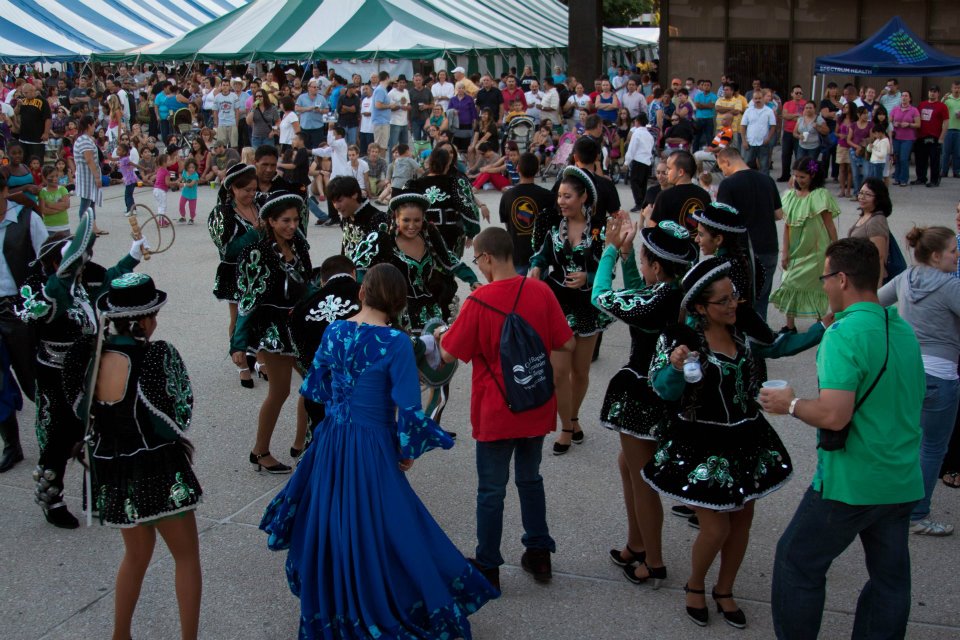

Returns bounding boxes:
[811,16,960,96]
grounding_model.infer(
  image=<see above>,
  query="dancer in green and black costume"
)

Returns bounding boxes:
[231,192,312,475]
[62,273,201,640]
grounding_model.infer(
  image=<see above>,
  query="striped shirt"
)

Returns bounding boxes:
[73,134,101,203]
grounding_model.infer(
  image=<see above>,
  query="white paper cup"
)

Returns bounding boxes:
[762,380,788,389]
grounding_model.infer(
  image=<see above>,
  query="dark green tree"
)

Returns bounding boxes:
[558,0,657,27]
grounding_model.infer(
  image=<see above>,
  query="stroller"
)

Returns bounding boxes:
[601,122,624,184]
[541,130,578,182]
[171,108,196,159]
[502,115,536,154]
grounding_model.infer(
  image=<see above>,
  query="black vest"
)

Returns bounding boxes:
[2,205,35,291]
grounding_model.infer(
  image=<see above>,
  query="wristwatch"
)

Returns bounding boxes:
[788,397,800,417]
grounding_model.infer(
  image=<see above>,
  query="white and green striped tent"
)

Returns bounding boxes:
[91,0,656,76]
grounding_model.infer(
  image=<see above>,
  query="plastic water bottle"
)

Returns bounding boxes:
[683,352,702,383]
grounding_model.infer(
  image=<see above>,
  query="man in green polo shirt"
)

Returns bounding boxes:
[759,237,923,640]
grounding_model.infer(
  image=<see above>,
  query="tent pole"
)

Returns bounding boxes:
[811,75,816,102]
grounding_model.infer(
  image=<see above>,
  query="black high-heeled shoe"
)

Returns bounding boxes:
[570,417,584,444]
[553,428,574,455]
[238,367,254,389]
[608,545,645,567]
[712,588,747,628]
[255,362,269,381]
[249,451,291,474]
[684,584,709,627]
[622,561,666,589]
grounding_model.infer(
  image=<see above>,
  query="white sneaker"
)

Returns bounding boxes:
[909,519,954,536]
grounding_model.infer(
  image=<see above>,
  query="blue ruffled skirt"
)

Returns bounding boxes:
[260,415,497,639]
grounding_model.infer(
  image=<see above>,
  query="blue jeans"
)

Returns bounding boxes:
[772,487,915,640]
[343,126,358,146]
[940,128,960,177]
[123,183,136,212]
[475,436,555,568]
[892,138,913,184]
[410,119,426,141]
[388,124,409,160]
[743,144,771,174]
[250,135,270,149]
[307,196,328,223]
[912,374,960,521]
[796,146,818,162]
[850,148,868,194]
[867,162,885,179]
[78,196,96,220]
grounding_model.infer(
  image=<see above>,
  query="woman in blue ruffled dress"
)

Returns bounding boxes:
[260,263,498,639]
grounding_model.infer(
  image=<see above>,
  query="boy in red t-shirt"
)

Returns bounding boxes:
[438,227,574,590]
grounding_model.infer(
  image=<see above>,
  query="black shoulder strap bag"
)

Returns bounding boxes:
[819,308,889,452]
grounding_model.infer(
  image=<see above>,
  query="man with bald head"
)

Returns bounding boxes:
[13,82,51,163]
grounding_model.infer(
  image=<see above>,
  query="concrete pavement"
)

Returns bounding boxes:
[2,166,959,639]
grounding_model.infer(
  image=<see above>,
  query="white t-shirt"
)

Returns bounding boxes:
[567,94,592,121]
[279,111,299,145]
[214,92,240,126]
[347,159,370,194]
[525,90,543,123]
[388,88,410,126]
[432,81,454,110]
[202,88,216,111]
[360,96,374,134]
[541,88,560,125]
[740,104,776,147]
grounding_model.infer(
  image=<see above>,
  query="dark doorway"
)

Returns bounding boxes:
[726,40,790,98]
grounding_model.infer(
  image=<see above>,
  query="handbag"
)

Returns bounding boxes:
[883,232,907,284]
[818,309,888,451]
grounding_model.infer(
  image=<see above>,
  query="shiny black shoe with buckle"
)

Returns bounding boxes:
[249,451,292,474]
[622,561,666,589]
[552,429,575,455]
[713,588,747,628]
[608,545,645,567]
[684,584,709,627]
[521,548,552,583]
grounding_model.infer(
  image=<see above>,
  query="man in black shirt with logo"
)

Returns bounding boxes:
[13,82,51,163]
[647,150,709,232]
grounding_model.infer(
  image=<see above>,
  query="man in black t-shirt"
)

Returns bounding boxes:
[715,147,784,321]
[475,74,505,122]
[648,151,709,232]
[407,73,433,141]
[500,153,552,273]
[336,83,361,144]
[13,82,51,163]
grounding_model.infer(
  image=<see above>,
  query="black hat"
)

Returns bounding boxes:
[639,221,698,264]
[561,166,597,208]
[258,190,303,220]
[689,202,746,235]
[97,273,168,319]
[223,162,255,191]
[388,189,430,213]
[680,256,731,313]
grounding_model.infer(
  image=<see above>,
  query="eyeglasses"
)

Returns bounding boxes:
[857,190,875,198]
[793,91,803,96]
[705,294,742,307]
[471,252,488,264]
[818,271,841,282]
